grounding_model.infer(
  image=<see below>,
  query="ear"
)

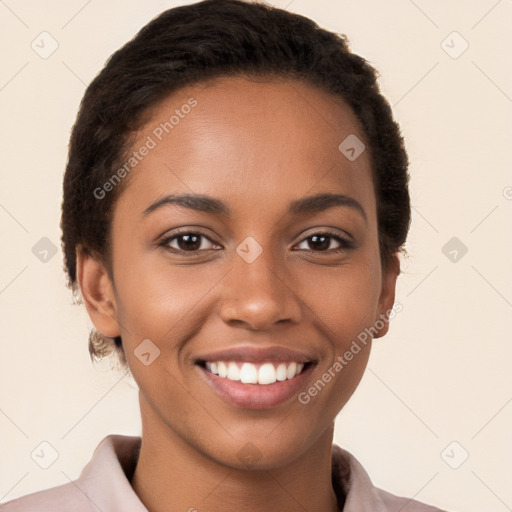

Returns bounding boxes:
[373,253,400,339]
[75,244,121,338]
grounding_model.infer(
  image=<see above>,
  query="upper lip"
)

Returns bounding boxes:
[195,345,316,364]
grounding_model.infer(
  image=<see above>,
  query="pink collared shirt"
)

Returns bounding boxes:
[0,435,448,511]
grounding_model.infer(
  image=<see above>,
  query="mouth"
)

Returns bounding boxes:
[194,345,317,409]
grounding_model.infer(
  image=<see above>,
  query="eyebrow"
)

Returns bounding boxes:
[141,192,367,224]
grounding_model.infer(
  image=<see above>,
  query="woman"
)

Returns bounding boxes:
[1,0,449,510]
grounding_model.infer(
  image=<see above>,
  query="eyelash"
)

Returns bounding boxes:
[158,228,355,256]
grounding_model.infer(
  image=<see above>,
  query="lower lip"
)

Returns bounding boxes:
[197,364,314,409]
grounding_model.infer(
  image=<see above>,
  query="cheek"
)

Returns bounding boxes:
[297,264,378,415]
[303,258,382,342]
[113,257,220,350]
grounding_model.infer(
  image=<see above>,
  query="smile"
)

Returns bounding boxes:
[204,361,307,385]
[194,345,316,409]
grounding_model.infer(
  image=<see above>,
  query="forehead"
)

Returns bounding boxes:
[117,76,375,223]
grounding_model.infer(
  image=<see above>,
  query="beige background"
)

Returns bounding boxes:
[1,1,511,510]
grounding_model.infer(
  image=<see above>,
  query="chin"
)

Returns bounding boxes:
[210,427,321,472]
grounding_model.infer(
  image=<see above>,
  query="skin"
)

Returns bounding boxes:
[76,76,399,512]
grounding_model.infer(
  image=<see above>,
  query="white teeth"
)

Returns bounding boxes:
[258,363,277,385]
[204,361,307,385]
[217,361,227,378]
[286,362,297,379]
[276,363,287,381]
[240,362,258,384]
[227,362,240,381]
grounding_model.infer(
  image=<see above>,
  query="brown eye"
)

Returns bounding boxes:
[307,234,331,251]
[160,231,219,254]
[296,231,354,253]
[174,233,202,251]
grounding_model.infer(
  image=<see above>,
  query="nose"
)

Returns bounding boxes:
[218,245,303,331]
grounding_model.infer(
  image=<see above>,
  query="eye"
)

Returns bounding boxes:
[159,230,220,254]
[295,230,354,253]
[158,228,354,256]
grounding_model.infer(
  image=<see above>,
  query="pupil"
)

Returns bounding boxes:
[179,234,200,251]
[310,235,329,251]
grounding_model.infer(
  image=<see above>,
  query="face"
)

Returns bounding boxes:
[79,76,398,470]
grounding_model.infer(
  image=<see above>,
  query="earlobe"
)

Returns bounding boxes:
[373,253,400,339]
[75,245,121,338]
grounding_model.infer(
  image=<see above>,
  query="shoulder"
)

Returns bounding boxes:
[0,482,97,512]
[0,434,143,512]
[376,487,450,512]
[331,444,450,512]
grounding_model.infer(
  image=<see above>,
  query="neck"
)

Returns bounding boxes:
[131,397,341,512]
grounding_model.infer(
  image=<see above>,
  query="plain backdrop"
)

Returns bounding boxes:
[1,1,511,511]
